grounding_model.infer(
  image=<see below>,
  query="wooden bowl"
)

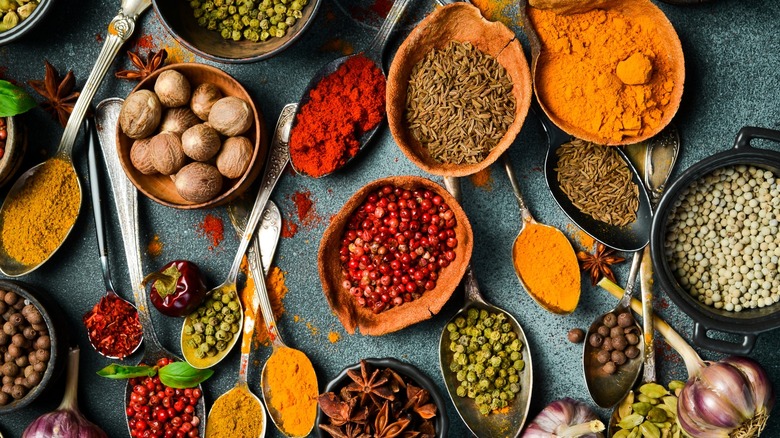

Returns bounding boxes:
[153,0,322,64]
[0,116,28,188]
[318,176,473,336]
[117,63,267,209]
[528,0,685,145]
[386,3,532,178]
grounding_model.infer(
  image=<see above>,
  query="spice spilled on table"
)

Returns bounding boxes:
[82,293,142,359]
[196,214,224,251]
[289,54,386,177]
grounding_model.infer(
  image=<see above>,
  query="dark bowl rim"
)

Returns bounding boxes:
[0,279,65,414]
[651,144,780,334]
[315,357,449,438]
[0,0,57,46]
[151,0,323,64]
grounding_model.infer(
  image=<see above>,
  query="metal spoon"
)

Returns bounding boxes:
[288,0,412,177]
[0,0,150,277]
[85,117,142,360]
[207,200,282,438]
[503,154,581,314]
[94,98,206,437]
[180,100,293,370]
[438,176,533,438]
[583,127,680,409]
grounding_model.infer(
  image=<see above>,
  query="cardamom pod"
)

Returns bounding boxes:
[647,407,668,423]
[639,383,669,399]
[618,413,645,429]
[632,401,653,416]
[639,421,662,438]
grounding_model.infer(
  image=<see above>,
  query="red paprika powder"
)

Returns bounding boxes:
[289,54,386,177]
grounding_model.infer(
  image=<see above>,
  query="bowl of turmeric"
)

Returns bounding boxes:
[526,0,685,145]
[386,3,532,177]
[318,176,473,336]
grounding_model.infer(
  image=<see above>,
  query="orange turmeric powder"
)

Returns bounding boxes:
[265,347,318,437]
[513,223,580,313]
[239,264,288,349]
[529,6,678,143]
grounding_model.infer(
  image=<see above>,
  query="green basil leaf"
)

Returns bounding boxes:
[97,364,158,380]
[0,80,36,117]
[158,362,213,389]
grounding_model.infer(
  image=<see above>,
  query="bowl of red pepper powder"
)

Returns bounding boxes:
[288,54,386,178]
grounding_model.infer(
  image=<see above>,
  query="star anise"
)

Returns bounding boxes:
[27,61,80,127]
[374,401,411,438]
[403,385,437,420]
[115,49,167,81]
[318,393,368,427]
[577,243,625,286]
[345,360,395,407]
[319,423,371,438]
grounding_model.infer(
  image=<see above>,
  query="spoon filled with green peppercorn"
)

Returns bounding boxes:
[438,176,533,438]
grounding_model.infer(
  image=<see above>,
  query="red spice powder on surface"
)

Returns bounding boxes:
[281,218,298,239]
[197,214,224,250]
[132,34,155,51]
[289,54,386,177]
[292,191,314,222]
[147,234,163,258]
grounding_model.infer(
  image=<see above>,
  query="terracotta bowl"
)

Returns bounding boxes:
[318,176,473,336]
[117,63,267,209]
[386,3,532,178]
[0,116,28,188]
[153,0,322,64]
[529,0,685,145]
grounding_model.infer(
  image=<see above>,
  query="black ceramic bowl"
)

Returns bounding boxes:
[153,0,322,63]
[0,280,67,414]
[0,0,57,46]
[651,126,780,355]
[315,358,448,438]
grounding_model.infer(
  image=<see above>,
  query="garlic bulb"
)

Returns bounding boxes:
[522,398,604,438]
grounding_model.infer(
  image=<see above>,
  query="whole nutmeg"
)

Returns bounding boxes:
[149,132,186,176]
[216,136,253,179]
[160,107,200,136]
[174,162,223,204]
[208,96,253,136]
[182,124,221,162]
[154,70,191,107]
[120,90,162,139]
[130,138,157,175]
[191,83,222,121]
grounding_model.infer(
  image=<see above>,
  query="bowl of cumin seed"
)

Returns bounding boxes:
[386,3,532,177]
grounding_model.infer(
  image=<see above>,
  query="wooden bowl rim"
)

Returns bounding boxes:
[116,63,266,210]
[386,3,533,177]
[318,176,473,336]
[531,0,686,146]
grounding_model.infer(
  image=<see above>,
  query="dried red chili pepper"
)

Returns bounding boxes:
[82,293,143,359]
[143,260,208,317]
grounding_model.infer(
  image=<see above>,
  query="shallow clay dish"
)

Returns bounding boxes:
[526,0,685,145]
[0,116,28,188]
[116,63,267,209]
[318,176,473,336]
[386,3,532,177]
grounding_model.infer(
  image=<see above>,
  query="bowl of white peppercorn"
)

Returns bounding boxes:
[651,126,780,355]
[0,280,67,413]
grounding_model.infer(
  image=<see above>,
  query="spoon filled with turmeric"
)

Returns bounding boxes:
[503,155,581,314]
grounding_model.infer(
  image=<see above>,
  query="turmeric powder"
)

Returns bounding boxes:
[513,223,580,313]
[529,6,679,143]
[205,386,263,438]
[0,158,80,266]
[239,264,288,349]
[265,347,318,437]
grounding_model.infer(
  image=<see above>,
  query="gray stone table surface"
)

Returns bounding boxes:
[0,0,779,436]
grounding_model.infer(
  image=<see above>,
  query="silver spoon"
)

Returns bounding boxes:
[85,117,143,360]
[583,127,680,409]
[503,154,581,314]
[288,0,412,177]
[0,0,151,277]
[607,126,680,436]
[206,200,282,438]
[94,98,206,437]
[438,176,533,438]
[180,100,293,370]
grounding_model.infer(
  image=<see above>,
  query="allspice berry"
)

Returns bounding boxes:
[602,362,617,375]
[618,312,634,328]
[567,328,585,343]
[190,83,222,121]
[130,138,157,175]
[174,162,223,203]
[216,136,253,179]
[208,96,253,136]
[596,349,611,364]
[182,124,221,162]
[154,70,191,107]
[120,90,162,139]
[160,107,200,136]
[625,345,640,359]
[149,132,186,176]
[602,313,617,328]
[588,333,603,348]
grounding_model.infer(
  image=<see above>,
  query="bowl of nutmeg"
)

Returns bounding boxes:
[117,63,268,209]
[0,280,67,414]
